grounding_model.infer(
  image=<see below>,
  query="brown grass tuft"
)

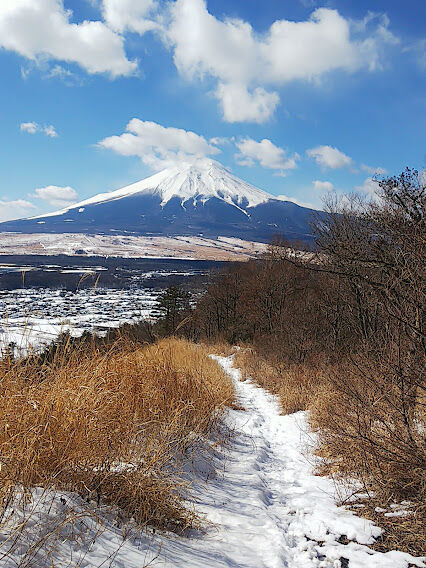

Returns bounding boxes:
[234,349,329,415]
[0,337,234,533]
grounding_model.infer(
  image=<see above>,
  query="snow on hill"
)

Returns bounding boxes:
[1,354,423,568]
[0,160,322,244]
[0,233,267,260]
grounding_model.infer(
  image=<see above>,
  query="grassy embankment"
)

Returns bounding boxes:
[0,337,234,562]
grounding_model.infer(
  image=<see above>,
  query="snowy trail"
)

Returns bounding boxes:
[3,355,423,567]
[149,354,423,568]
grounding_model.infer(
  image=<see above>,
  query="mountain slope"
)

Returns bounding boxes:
[0,160,321,243]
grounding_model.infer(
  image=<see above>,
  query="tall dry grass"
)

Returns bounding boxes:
[308,361,425,556]
[0,337,234,537]
[234,349,329,415]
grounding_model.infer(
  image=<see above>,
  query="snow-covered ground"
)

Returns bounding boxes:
[0,233,267,260]
[1,355,423,568]
[0,287,160,354]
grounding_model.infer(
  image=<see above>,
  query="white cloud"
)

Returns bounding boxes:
[0,0,137,78]
[45,64,82,85]
[166,0,397,122]
[20,122,38,134]
[209,136,231,146]
[20,122,58,137]
[101,0,159,34]
[31,185,78,207]
[217,83,279,123]
[47,64,73,78]
[313,180,334,192]
[43,125,58,138]
[360,164,387,175]
[235,138,299,177]
[354,13,399,48]
[0,199,37,222]
[277,195,317,209]
[22,62,86,86]
[98,119,220,170]
[306,145,353,169]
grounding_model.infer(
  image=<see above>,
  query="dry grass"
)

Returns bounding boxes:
[308,363,425,556]
[234,349,329,415]
[0,337,234,535]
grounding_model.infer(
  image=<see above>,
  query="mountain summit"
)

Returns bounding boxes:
[0,160,320,243]
[35,160,272,218]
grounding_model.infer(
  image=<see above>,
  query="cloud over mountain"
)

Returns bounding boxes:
[312,180,334,192]
[235,138,299,176]
[30,185,78,207]
[0,199,36,222]
[166,0,397,122]
[306,145,353,169]
[0,1,399,125]
[98,119,220,169]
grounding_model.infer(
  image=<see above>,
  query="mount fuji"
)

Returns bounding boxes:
[0,161,321,243]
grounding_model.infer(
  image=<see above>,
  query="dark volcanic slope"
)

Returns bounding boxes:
[0,195,319,243]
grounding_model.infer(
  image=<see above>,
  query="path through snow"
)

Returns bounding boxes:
[2,355,423,567]
[172,354,422,568]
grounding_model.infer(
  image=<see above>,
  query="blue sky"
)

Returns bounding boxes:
[0,0,425,220]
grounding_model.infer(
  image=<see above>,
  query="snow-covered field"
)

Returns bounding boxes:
[0,287,160,354]
[1,355,423,568]
[0,233,267,260]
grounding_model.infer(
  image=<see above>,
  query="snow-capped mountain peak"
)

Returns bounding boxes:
[33,160,272,219]
[148,160,272,209]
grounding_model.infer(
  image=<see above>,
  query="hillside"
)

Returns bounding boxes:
[0,342,423,568]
